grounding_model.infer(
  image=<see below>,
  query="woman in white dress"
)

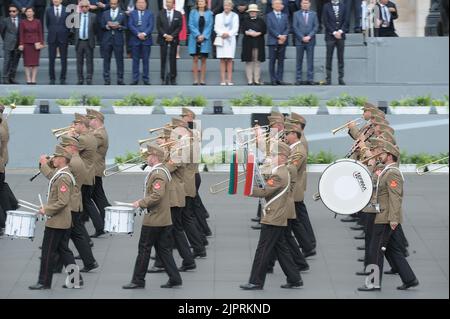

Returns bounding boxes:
[214,0,239,85]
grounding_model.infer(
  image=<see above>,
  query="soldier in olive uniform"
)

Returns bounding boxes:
[241,142,303,290]
[72,113,104,238]
[29,146,80,290]
[86,109,111,225]
[123,144,182,289]
[358,141,419,291]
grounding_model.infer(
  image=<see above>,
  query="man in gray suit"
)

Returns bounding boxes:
[73,0,97,85]
[293,0,318,85]
[0,3,21,84]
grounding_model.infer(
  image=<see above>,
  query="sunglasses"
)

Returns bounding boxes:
[9,10,17,12]
[81,5,90,8]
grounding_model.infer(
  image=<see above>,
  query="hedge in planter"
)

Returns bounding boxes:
[57,94,102,114]
[279,94,320,114]
[389,95,432,114]
[113,94,155,114]
[160,95,207,115]
[230,92,273,114]
[0,91,36,113]
[326,93,368,115]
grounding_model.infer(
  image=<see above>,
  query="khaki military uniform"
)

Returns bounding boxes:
[251,165,291,227]
[165,160,186,208]
[93,127,109,177]
[139,165,172,227]
[78,132,97,186]
[374,165,404,225]
[290,142,307,202]
[44,169,74,229]
[0,116,9,173]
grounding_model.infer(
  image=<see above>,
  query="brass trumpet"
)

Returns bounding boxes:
[148,125,176,134]
[52,126,74,138]
[138,135,166,145]
[331,118,364,135]
[416,156,449,175]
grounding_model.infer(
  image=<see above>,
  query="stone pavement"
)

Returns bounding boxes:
[0,171,448,299]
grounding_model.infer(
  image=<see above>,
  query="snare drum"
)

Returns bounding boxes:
[104,206,136,234]
[5,210,38,239]
[318,159,373,215]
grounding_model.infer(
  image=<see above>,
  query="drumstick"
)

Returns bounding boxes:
[38,194,44,208]
[18,204,40,213]
[18,199,40,209]
[114,201,135,207]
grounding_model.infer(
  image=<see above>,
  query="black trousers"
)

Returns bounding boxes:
[131,225,182,286]
[268,45,286,83]
[325,38,345,81]
[154,207,195,268]
[363,213,376,266]
[76,41,94,82]
[182,196,205,254]
[81,184,104,233]
[315,0,327,29]
[2,49,21,82]
[102,42,124,82]
[48,42,68,81]
[344,0,362,30]
[92,176,110,221]
[160,42,177,82]
[38,227,77,287]
[367,224,417,286]
[268,219,309,270]
[295,201,317,249]
[377,28,399,37]
[249,224,301,287]
[194,173,210,219]
[0,173,18,228]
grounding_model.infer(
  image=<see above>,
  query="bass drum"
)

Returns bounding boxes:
[318,159,373,215]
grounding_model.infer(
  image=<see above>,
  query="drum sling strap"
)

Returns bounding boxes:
[375,163,405,200]
[263,165,291,216]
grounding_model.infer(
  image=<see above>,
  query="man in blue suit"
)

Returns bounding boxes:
[266,0,289,85]
[265,0,289,14]
[46,0,70,85]
[293,0,318,85]
[101,0,126,85]
[128,0,153,85]
[322,0,348,85]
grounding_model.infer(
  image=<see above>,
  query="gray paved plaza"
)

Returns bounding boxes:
[0,171,448,299]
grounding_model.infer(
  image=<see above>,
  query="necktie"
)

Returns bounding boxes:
[82,14,87,39]
[56,7,60,18]
[112,10,116,20]
[13,18,17,28]
[168,11,172,23]
[277,13,281,21]
[138,11,142,25]
[304,11,308,24]
[383,6,390,24]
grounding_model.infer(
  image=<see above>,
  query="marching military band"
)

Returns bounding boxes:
[0,102,421,292]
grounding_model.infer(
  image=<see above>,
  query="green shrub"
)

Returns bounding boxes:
[432,97,449,107]
[160,95,207,107]
[231,92,273,106]
[390,95,432,107]
[56,94,102,106]
[114,151,141,164]
[326,93,367,107]
[400,152,448,165]
[279,94,319,107]
[0,91,35,105]
[307,151,337,164]
[113,94,155,106]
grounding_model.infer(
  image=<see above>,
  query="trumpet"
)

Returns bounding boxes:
[103,154,146,177]
[236,125,270,134]
[416,156,449,175]
[148,125,175,134]
[5,102,16,119]
[331,118,364,135]
[138,135,166,145]
[209,171,247,194]
[52,126,74,138]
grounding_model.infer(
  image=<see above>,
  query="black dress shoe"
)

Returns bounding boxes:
[324,80,331,85]
[89,241,94,248]
[341,216,359,222]
[178,264,196,272]
[266,268,274,274]
[304,249,316,258]
[357,257,365,262]
[147,266,165,273]
[143,81,150,85]
[354,232,365,240]
[29,283,51,290]
[131,81,138,85]
[193,251,207,259]
[294,81,303,85]
[277,81,290,85]
[240,283,263,290]
[354,28,362,33]
[299,265,310,272]
[117,80,124,85]
[161,281,182,288]
[0,228,4,236]
[281,281,303,289]
[271,81,278,86]
[384,269,398,275]
[307,81,316,85]
[9,79,19,84]
[339,79,346,86]
[397,279,419,290]
[90,230,105,238]
[251,217,260,222]
[74,255,81,260]
[80,261,99,273]
[351,225,364,231]
[60,79,66,85]
[356,270,371,276]
[86,80,92,85]
[205,231,213,237]
[49,79,55,85]
[357,285,381,292]
[171,80,177,85]
[251,224,262,230]
[122,282,145,289]
[357,245,365,251]
[104,81,111,85]
[78,80,84,85]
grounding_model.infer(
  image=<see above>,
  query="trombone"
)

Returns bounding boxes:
[331,118,365,135]
[209,171,247,194]
[416,156,449,175]
[103,153,146,177]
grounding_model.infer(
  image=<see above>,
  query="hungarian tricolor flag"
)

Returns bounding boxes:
[244,153,255,196]
[228,151,238,195]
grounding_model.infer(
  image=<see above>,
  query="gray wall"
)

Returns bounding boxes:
[6,114,449,168]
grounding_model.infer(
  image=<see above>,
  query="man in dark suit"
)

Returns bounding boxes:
[266,0,289,85]
[322,0,348,85]
[101,0,127,85]
[12,0,33,16]
[128,0,153,85]
[376,0,398,37]
[0,3,21,84]
[293,0,318,85]
[314,0,327,33]
[46,0,70,85]
[344,0,361,33]
[157,0,181,85]
[73,0,97,85]
[34,0,47,29]
[265,0,289,14]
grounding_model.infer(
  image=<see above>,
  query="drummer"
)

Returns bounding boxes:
[358,140,419,291]
[123,144,182,289]
[29,146,80,290]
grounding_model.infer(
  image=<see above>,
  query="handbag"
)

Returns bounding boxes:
[214,36,223,47]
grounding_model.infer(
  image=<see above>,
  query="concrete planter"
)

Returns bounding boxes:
[232,106,273,114]
[164,106,204,115]
[389,106,432,115]
[435,106,449,115]
[7,105,36,114]
[59,106,102,114]
[307,164,330,173]
[326,106,362,115]
[289,106,320,115]
[399,164,417,173]
[113,106,154,114]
